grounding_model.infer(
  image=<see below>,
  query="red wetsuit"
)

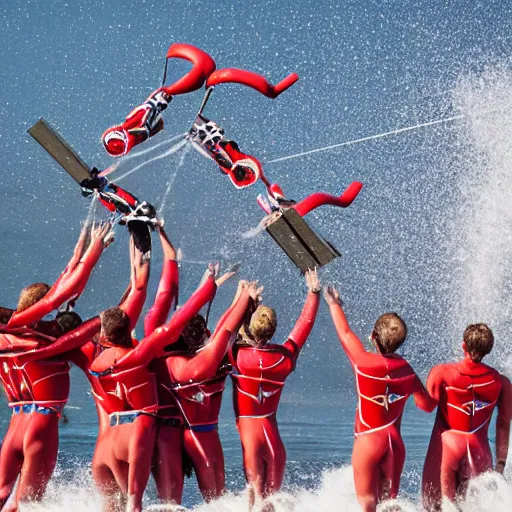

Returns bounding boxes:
[143,259,184,505]
[0,319,101,511]
[0,232,106,510]
[8,240,152,512]
[229,291,319,503]
[166,289,251,501]
[89,274,218,512]
[422,359,512,510]
[327,301,435,512]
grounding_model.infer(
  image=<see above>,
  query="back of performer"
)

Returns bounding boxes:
[323,286,435,512]
[422,323,512,511]
[230,270,320,509]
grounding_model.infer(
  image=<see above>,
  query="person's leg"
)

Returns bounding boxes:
[381,432,406,500]
[12,415,59,507]
[352,433,389,512]
[422,427,443,512]
[152,425,184,504]
[126,418,157,512]
[261,425,286,498]
[439,432,465,506]
[92,462,125,512]
[0,419,24,509]
[184,430,225,501]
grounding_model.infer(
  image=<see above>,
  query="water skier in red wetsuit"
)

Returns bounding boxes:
[229,269,320,509]
[422,323,512,511]
[0,222,113,511]
[323,286,436,512]
[165,279,254,502]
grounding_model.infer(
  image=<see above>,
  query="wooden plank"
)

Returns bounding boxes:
[28,118,91,184]
[266,208,339,271]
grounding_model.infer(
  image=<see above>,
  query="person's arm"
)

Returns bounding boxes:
[496,375,512,473]
[144,225,178,336]
[323,285,366,362]
[170,284,251,382]
[412,372,437,412]
[8,223,113,328]
[114,266,218,369]
[120,227,151,330]
[14,317,101,364]
[285,269,320,357]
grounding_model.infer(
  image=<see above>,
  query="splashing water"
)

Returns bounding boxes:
[446,64,512,370]
[16,465,512,511]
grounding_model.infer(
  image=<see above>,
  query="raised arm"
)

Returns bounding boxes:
[114,266,218,369]
[170,284,251,382]
[8,222,113,328]
[144,224,179,336]
[284,269,320,356]
[119,224,151,330]
[323,285,366,363]
[496,375,512,473]
[14,317,101,364]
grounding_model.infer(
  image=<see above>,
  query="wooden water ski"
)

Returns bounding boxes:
[266,208,340,271]
[28,118,91,184]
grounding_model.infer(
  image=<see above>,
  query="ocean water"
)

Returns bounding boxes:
[1,0,512,510]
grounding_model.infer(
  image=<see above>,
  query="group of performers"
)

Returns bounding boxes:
[0,216,510,512]
[1,42,511,512]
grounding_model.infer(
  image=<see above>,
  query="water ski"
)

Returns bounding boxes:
[265,208,340,271]
[28,118,92,184]
[27,118,156,229]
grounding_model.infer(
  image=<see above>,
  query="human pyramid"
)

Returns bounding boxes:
[0,43,511,512]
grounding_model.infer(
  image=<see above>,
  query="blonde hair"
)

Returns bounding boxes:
[17,283,51,312]
[249,305,277,343]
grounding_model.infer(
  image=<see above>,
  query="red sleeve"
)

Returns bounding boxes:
[327,302,366,366]
[496,375,512,468]
[426,365,445,402]
[114,276,217,369]
[8,238,104,328]
[144,259,179,336]
[15,317,101,363]
[412,370,437,412]
[171,289,251,382]
[284,292,320,357]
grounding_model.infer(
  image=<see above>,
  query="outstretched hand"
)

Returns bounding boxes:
[323,285,342,305]
[247,281,264,303]
[216,262,242,287]
[304,268,321,293]
[90,221,115,248]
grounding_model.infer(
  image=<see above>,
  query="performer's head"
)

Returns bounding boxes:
[99,307,131,347]
[102,126,129,157]
[370,313,407,355]
[182,314,209,352]
[56,311,83,334]
[17,283,51,312]
[463,323,494,363]
[245,305,277,345]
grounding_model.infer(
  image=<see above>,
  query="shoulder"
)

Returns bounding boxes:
[427,363,450,382]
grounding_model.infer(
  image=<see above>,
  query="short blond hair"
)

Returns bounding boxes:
[17,283,51,312]
[249,305,277,343]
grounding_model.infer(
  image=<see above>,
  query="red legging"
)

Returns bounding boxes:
[0,413,60,511]
[293,182,363,217]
